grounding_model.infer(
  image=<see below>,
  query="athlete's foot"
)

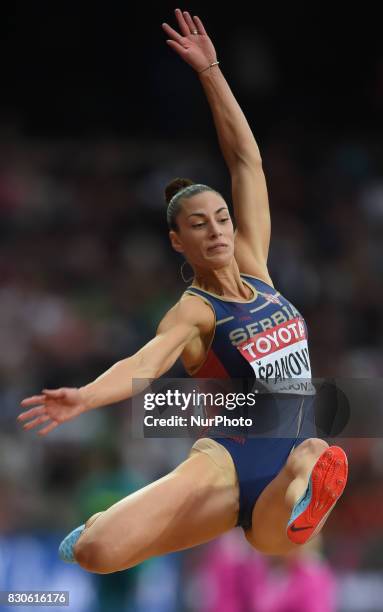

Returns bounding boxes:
[287,446,348,545]
[58,512,104,563]
[58,524,85,563]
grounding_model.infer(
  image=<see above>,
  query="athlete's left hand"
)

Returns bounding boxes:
[162,9,217,73]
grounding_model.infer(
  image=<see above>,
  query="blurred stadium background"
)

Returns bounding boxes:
[1,3,382,611]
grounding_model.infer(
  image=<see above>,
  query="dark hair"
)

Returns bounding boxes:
[165,177,217,230]
[165,177,194,207]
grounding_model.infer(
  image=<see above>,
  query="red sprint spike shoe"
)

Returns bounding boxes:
[287,446,348,545]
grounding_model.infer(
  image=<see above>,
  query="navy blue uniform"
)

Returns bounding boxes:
[185,274,316,530]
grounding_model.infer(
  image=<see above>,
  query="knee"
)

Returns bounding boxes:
[299,438,328,456]
[287,438,328,474]
[72,512,114,573]
[245,529,295,556]
[245,529,271,554]
[74,534,132,574]
[74,536,108,573]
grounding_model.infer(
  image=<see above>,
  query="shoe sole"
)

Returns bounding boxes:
[287,446,348,545]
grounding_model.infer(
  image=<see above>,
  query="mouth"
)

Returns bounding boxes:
[207,243,228,252]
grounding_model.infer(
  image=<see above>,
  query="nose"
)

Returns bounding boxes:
[208,219,223,238]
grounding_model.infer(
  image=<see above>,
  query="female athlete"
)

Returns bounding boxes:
[18,9,348,574]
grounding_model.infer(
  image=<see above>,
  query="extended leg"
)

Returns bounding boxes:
[71,446,239,573]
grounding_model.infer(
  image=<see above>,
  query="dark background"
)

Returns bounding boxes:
[2,4,382,137]
[1,5,383,611]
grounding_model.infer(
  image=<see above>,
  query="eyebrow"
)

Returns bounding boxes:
[187,207,228,218]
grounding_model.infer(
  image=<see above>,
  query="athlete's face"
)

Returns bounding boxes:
[169,192,235,268]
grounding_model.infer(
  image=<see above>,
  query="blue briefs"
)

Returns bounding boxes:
[210,393,316,530]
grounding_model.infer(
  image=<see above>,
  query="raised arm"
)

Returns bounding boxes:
[162,9,271,281]
[18,298,208,436]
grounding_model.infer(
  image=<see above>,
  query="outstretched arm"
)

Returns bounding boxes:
[18,298,206,436]
[162,9,271,278]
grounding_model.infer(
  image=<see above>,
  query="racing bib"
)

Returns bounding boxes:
[237,317,314,394]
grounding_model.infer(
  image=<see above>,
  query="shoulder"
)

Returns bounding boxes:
[234,238,274,287]
[240,270,275,288]
[157,293,214,335]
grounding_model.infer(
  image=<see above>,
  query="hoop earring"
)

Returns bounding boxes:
[180,260,194,283]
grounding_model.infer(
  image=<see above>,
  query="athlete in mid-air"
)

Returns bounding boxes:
[18,9,347,574]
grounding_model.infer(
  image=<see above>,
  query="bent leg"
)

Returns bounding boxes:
[74,442,239,574]
[245,438,329,555]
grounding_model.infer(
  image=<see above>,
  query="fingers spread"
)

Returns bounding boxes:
[183,11,197,34]
[42,389,65,398]
[162,22,183,43]
[23,415,51,431]
[20,395,46,407]
[17,405,46,422]
[38,421,59,436]
[174,8,191,36]
[166,39,187,53]
[193,15,207,35]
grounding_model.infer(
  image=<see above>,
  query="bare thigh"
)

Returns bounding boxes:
[245,438,328,555]
[74,438,239,573]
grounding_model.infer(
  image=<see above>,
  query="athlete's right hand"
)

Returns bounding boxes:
[18,388,87,436]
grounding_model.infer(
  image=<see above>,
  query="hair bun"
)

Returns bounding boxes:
[164,177,194,205]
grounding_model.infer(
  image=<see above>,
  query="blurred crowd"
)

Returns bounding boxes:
[0,128,382,610]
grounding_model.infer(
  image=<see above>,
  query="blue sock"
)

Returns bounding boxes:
[58,524,85,563]
[287,478,313,526]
